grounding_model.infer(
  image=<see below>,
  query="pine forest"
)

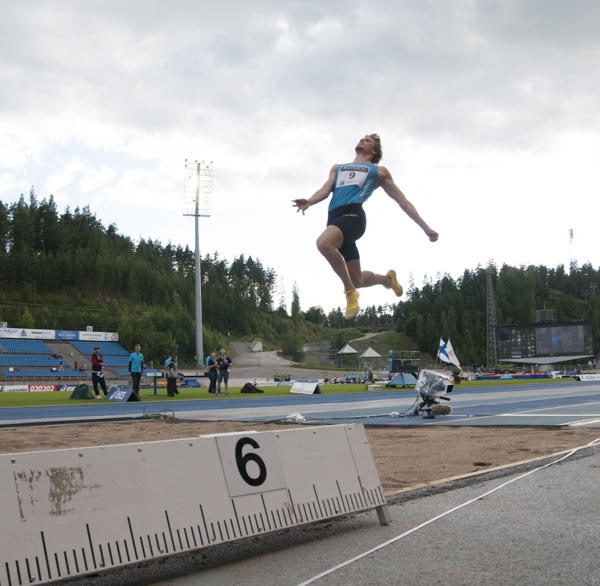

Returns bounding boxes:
[1,191,598,366]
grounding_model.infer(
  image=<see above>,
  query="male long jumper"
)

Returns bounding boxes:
[292,134,438,319]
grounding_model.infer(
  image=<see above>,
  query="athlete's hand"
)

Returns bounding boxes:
[426,229,439,242]
[292,199,310,215]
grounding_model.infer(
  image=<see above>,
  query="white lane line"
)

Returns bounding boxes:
[509,400,600,414]
[496,413,600,417]
[296,437,600,586]
[175,400,418,421]
[568,418,600,427]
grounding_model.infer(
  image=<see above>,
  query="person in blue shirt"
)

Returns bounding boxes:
[292,134,438,320]
[129,344,144,396]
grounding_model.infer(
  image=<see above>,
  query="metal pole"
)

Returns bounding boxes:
[195,162,203,369]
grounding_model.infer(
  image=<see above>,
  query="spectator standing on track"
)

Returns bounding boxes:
[206,350,218,394]
[91,346,107,399]
[129,344,144,396]
[166,355,179,397]
[216,349,232,396]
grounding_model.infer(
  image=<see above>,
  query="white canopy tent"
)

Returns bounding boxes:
[337,343,358,365]
[359,346,382,359]
[338,343,358,355]
[359,346,383,372]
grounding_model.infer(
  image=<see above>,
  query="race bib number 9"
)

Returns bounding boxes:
[336,165,369,189]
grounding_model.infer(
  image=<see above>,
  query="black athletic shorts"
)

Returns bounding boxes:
[327,203,366,262]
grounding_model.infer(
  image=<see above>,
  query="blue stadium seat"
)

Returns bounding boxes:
[1,369,86,378]
[70,342,129,356]
[103,357,129,367]
[0,340,55,354]
[0,355,69,367]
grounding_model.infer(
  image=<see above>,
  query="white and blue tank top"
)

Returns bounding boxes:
[328,163,378,212]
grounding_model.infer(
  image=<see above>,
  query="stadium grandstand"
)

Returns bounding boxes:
[0,340,55,354]
[0,338,79,381]
[0,337,144,382]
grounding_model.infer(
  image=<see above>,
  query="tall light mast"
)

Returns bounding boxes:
[184,160,213,368]
[487,260,498,370]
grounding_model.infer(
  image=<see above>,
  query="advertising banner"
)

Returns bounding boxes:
[0,385,29,393]
[56,384,78,392]
[290,382,322,395]
[577,374,600,382]
[0,328,20,338]
[56,330,79,341]
[0,328,55,339]
[106,386,140,402]
[28,384,56,393]
[79,331,120,342]
[0,328,119,341]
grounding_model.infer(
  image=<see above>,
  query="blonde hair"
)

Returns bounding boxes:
[367,133,382,164]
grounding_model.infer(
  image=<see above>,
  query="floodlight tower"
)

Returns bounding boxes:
[486,260,498,369]
[184,160,213,368]
[569,228,574,267]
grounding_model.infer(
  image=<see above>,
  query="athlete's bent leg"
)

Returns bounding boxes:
[316,226,360,319]
[346,260,392,289]
[316,226,355,291]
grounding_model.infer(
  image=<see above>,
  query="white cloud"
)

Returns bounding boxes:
[0,173,19,197]
[0,0,599,311]
[44,157,86,194]
[80,165,116,193]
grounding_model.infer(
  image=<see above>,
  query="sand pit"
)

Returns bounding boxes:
[2,420,599,495]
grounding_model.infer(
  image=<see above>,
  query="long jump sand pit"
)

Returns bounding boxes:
[2,421,599,494]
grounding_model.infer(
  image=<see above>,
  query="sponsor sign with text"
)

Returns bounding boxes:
[0,328,55,339]
[0,328,119,341]
[577,374,600,382]
[106,386,140,402]
[79,331,120,342]
[290,382,322,395]
[0,328,20,338]
[56,330,79,341]
[28,385,56,392]
[0,385,29,393]
[57,385,78,392]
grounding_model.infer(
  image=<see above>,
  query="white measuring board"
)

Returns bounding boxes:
[0,424,388,585]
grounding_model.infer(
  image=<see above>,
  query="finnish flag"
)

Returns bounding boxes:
[438,339,450,362]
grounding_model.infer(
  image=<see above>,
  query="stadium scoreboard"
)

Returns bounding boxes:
[496,320,595,361]
[388,350,421,373]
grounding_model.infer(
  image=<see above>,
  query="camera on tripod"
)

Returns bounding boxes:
[413,369,454,419]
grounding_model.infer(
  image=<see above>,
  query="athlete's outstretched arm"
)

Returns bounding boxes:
[292,164,339,215]
[378,166,439,242]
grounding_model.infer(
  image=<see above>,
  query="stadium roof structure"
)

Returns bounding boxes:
[359,346,382,358]
[499,355,594,365]
[338,343,358,355]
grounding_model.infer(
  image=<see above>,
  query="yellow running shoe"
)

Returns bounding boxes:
[385,270,403,297]
[344,289,360,320]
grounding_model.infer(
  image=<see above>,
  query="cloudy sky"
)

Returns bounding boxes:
[1,0,599,315]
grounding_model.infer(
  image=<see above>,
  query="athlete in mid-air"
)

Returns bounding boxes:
[292,134,439,319]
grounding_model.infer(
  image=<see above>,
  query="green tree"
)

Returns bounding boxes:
[19,309,35,328]
[291,282,301,324]
[304,306,327,326]
[281,330,305,362]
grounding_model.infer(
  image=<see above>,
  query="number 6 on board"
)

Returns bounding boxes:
[216,432,287,497]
